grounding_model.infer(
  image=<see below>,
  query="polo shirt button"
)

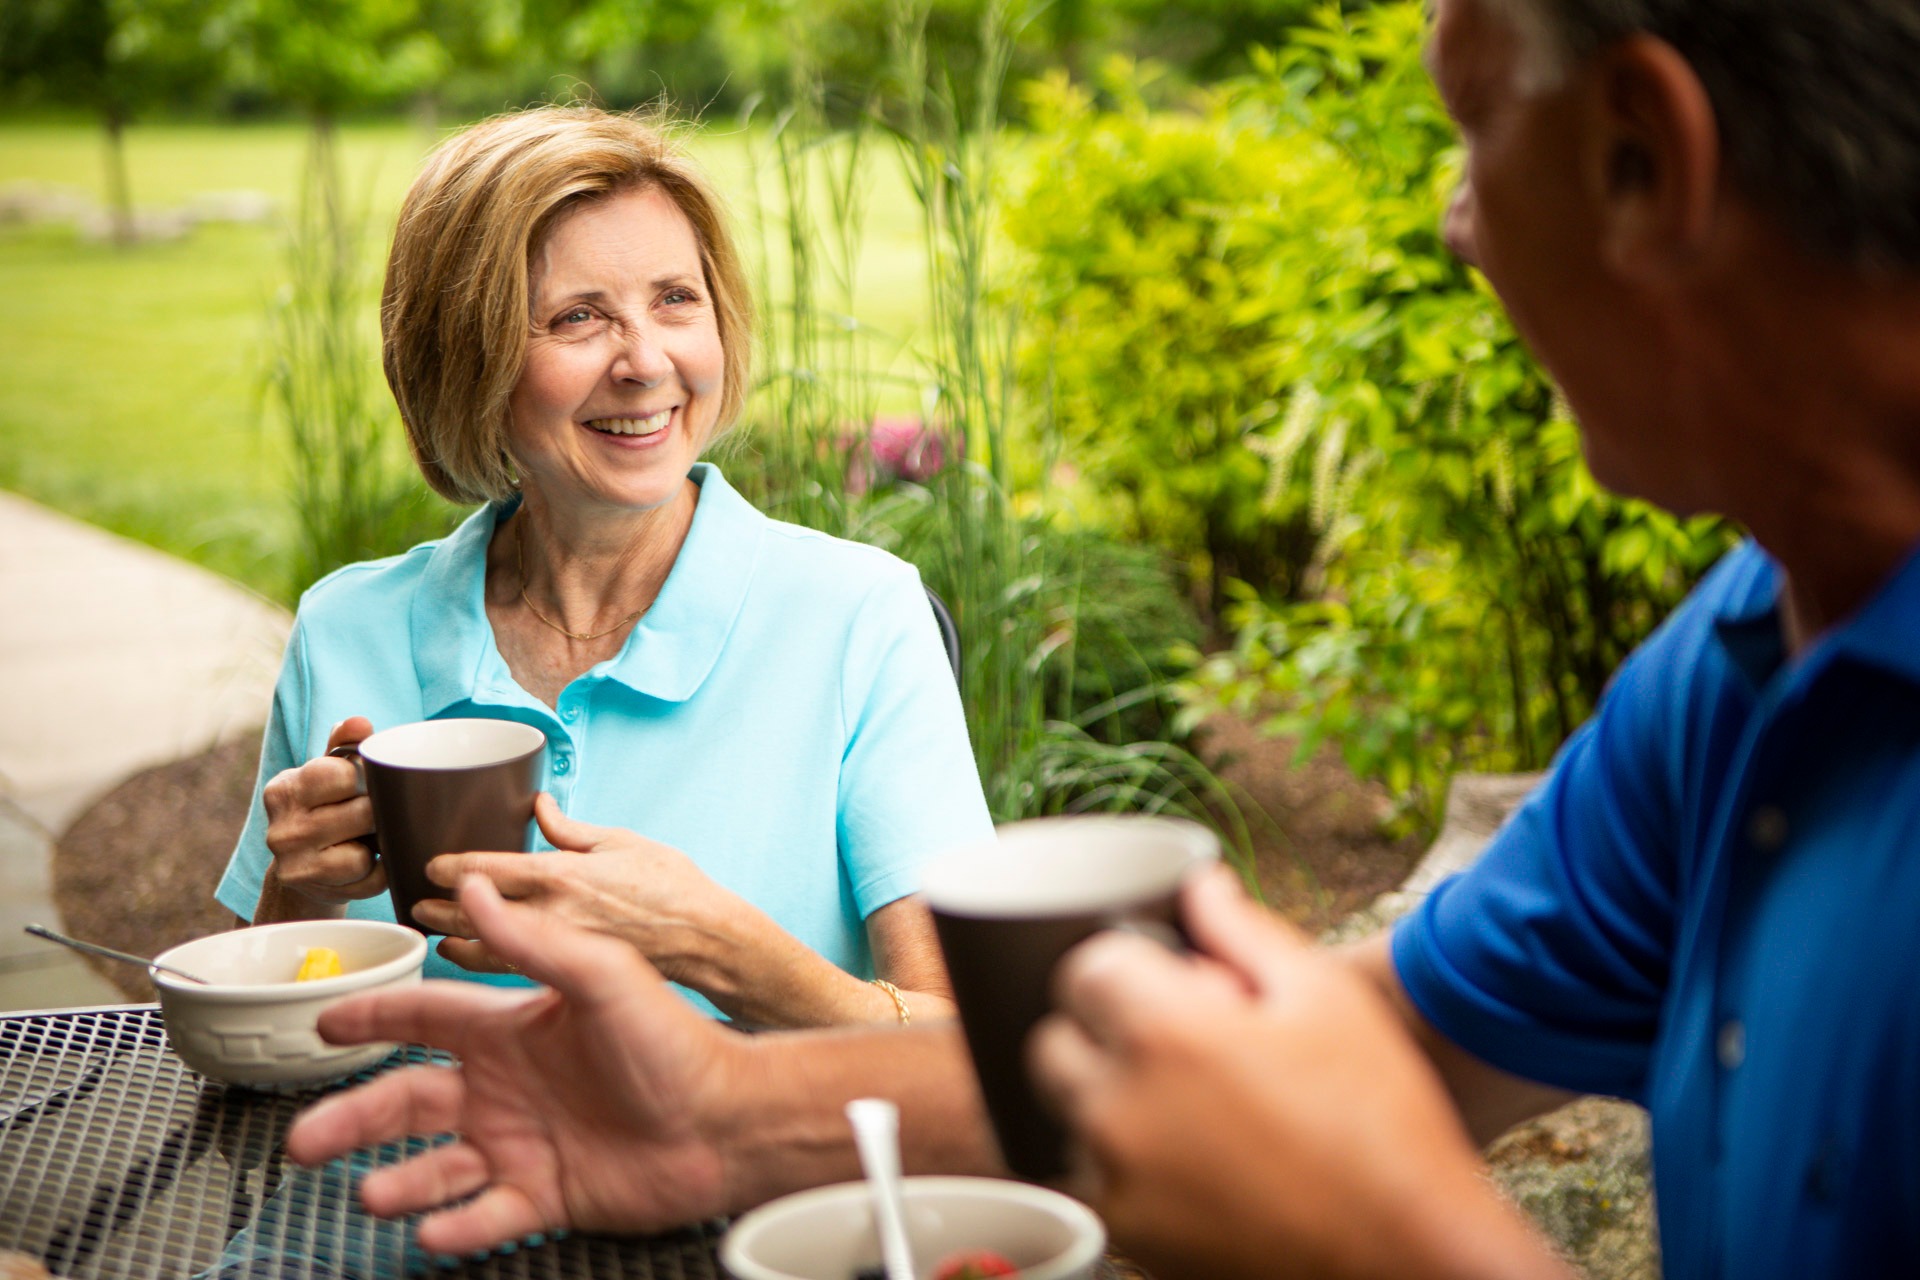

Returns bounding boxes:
[561,705,579,722]
[554,755,572,775]
[1717,1019,1746,1070]
[1805,1139,1844,1204]
[1746,805,1788,851]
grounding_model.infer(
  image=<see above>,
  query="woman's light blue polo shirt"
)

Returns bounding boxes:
[217,464,993,1015]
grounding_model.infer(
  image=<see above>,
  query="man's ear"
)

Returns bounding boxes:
[1584,34,1720,279]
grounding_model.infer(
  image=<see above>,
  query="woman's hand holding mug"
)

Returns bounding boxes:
[258,716,386,919]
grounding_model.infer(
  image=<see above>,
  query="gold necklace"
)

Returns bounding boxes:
[515,517,648,642]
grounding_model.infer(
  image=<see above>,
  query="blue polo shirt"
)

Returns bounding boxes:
[1392,539,1920,1277]
[217,464,993,1014]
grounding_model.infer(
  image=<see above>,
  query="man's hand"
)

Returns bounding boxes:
[285,874,755,1254]
[1030,867,1571,1280]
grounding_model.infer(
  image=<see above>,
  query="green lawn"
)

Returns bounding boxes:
[0,118,933,600]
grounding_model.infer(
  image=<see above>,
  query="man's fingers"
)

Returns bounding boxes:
[415,1185,552,1257]
[454,873,659,1007]
[358,1140,493,1218]
[285,1064,465,1166]
[1052,929,1238,1051]
[1028,1011,1113,1124]
[1181,865,1312,996]
[316,976,543,1051]
[1028,1014,1118,1210]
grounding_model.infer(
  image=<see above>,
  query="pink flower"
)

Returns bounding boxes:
[843,415,960,493]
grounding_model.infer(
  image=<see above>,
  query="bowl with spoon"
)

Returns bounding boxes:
[140,920,425,1089]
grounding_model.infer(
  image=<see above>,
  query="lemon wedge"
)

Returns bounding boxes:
[295,946,344,982]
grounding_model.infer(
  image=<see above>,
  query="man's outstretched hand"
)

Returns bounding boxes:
[285,875,751,1255]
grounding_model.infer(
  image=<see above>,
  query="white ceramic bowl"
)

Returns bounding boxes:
[151,919,427,1089]
[721,1177,1105,1280]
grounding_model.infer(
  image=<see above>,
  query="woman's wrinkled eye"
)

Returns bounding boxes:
[560,308,593,325]
[662,289,694,306]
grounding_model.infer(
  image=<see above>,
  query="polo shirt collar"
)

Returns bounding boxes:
[1710,536,1920,691]
[1821,535,1920,684]
[614,463,764,702]
[412,463,764,714]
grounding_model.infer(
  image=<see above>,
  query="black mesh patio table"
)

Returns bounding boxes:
[2,1006,1129,1280]
[0,1005,725,1279]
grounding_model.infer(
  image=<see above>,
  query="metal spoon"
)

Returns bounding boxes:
[846,1097,916,1280]
[24,923,209,985]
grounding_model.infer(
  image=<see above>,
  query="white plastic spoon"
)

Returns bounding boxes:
[847,1097,917,1280]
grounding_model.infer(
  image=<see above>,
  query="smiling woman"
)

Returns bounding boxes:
[215,105,994,1029]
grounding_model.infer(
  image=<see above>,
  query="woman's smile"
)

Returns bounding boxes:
[586,408,676,438]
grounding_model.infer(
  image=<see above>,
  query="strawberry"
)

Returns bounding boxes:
[931,1250,1020,1279]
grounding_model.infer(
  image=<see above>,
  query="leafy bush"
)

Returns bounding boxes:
[1111,2,1740,832]
[1004,59,1339,614]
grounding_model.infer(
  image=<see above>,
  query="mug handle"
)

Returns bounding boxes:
[325,744,381,857]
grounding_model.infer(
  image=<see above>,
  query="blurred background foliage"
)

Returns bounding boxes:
[0,0,1738,841]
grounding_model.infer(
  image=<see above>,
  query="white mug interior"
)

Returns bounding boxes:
[920,815,1219,918]
[357,718,546,771]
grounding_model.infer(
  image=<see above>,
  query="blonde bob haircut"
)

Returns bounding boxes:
[382,105,754,505]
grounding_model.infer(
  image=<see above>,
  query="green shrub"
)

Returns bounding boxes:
[1004,59,1339,614]
[1149,2,1737,832]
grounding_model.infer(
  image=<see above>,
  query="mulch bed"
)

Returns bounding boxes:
[1192,715,1427,935]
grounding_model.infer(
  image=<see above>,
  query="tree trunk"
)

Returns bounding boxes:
[102,106,135,248]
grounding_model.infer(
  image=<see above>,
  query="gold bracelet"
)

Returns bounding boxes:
[871,978,911,1027]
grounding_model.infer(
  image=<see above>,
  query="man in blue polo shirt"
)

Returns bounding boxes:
[283,0,1920,1275]
[1030,0,1920,1273]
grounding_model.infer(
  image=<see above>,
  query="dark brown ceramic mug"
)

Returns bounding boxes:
[921,815,1219,1182]
[330,718,546,935]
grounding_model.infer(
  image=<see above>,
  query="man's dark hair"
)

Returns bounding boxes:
[1509,0,1920,272]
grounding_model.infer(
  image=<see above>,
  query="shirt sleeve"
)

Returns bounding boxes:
[836,565,995,918]
[1390,606,1703,1103]
[215,618,312,923]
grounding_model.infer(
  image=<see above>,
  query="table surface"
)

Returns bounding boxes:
[0,1005,728,1279]
[1,1006,1126,1280]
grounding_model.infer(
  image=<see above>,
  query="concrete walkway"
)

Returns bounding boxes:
[0,492,289,1011]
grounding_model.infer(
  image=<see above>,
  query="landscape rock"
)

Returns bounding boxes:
[52,734,261,1001]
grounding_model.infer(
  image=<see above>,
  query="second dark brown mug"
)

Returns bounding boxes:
[331,718,547,935]
[921,815,1219,1182]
